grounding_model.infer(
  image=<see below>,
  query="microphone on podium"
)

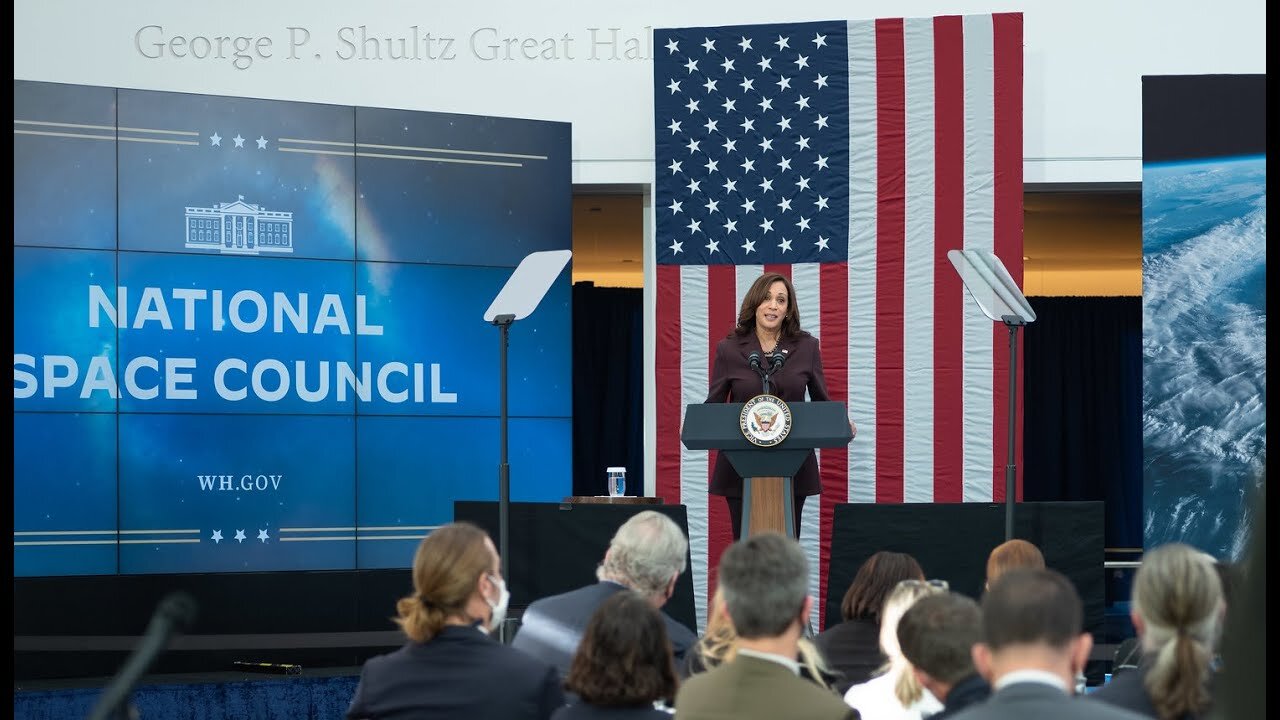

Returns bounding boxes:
[748,351,763,373]
[768,351,786,374]
[88,592,199,720]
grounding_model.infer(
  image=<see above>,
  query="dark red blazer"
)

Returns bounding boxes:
[704,331,831,497]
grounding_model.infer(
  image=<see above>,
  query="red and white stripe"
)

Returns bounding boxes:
[655,13,1023,631]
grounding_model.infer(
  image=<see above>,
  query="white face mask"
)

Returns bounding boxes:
[484,574,510,633]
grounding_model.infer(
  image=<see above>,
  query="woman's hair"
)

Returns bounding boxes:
[877,579,947,707]
[394,522,493,643]
[565,590,679,707]
[985,539,1045,587]
[840,551,926,622]
[694,588,836,690]
[731,272,805,339]
[1133,543,1223,720]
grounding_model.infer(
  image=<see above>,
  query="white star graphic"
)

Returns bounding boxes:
[721,58,736,73]
[797,216,811,231]
[722,138,737,153]
[724,219,739,234]
[760,218,774,233]
[740,117,756,133]
[209,132,222,147]
[796,136,811,150]
[234,529,247,543]
[670,239,684,254]
[233,134,245,148]
[816,236,831,251]
[684,58,699,73]
[779,237,794,252]
[704,158,719,173]
[667,79,682,94]
[668,159,683,174]
[704,118,719,133]
[256,136,268,149]
[741,198,757,214]
[687,219,702,234]
[701,37,716,53]
[723,178,738,193]
[705,199,720,213]
[258,529,270,543]
[741,238,757,254]
[775,35,791,50]
[759,177,774,193]
[738,36,753,52]
[740,77,755,92]
[797,175,812,190]
[777,117,793,132]
[211,529,223,544]
[757,56,772,72]
[670,200,683,214]
[815,115,829,129]
[722,98,737,113]
[705,239,721,253]
[703,78,718,93]
[668,119,683,134]
[687,179,701,194]
[795,96,811,110]
[665,38,679,54]
[813,33,828,48]
[776,76,792,91]
[686,98,700,113]
[778,197,793,212]
[758,97,773,112]
[815,74,829,89]
[687,138,701,153]
[816,195,829,210]
[815,155,830,170]
[795,55,810,70]
[758,137,774,152]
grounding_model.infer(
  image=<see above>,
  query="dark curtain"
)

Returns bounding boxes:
[572,283,643,497]
[1023,297,1143,550]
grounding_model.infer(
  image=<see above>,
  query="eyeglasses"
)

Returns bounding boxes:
[899,578,949,591]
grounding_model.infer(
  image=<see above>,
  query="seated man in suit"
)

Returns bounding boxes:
[512,510,696,678]
[896,592,991,719]
[949,569,1146,720]
[676,532,858,720]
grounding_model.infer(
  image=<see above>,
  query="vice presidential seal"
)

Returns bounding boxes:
[740,394,793,447]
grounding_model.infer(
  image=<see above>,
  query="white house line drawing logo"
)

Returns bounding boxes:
[184,196,294,255]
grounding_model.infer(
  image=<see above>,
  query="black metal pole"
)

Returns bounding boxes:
[492,314,515,629]
[1002,316,1024,541]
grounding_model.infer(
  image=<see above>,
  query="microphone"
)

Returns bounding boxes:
[748,351,765,376]
[88,592,199,720]
[768,351,787,373]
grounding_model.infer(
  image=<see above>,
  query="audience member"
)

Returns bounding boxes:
[842,579,946,720]
[513,511,696,678]
[346,523,563,720]
[896,592,991,719]
[984,539,1045,590]
[949,568,1145,720]
[676,532,858,720]
[816,551,926,693]
[686,587,842,692]
[553,590,678,720]
[1090,543,1223,720]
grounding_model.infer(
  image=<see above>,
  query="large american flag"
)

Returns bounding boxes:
[653,14,1024,631]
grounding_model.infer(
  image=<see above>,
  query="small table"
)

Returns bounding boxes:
[562,496,665,505]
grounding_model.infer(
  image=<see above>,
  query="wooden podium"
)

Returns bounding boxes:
[681,401,852,538]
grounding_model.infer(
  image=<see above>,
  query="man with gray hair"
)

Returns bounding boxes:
[512,510,696,679]
[676,532,858,720]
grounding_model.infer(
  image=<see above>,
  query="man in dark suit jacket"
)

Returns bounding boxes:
[676,533,857,720]
[897,592,991,719]
[512,511,696,678]
[948,569,1146,720]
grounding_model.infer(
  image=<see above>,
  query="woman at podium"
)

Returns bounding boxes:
[706,272,832,540]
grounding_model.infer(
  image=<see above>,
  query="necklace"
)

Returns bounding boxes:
[759,333,781,354]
